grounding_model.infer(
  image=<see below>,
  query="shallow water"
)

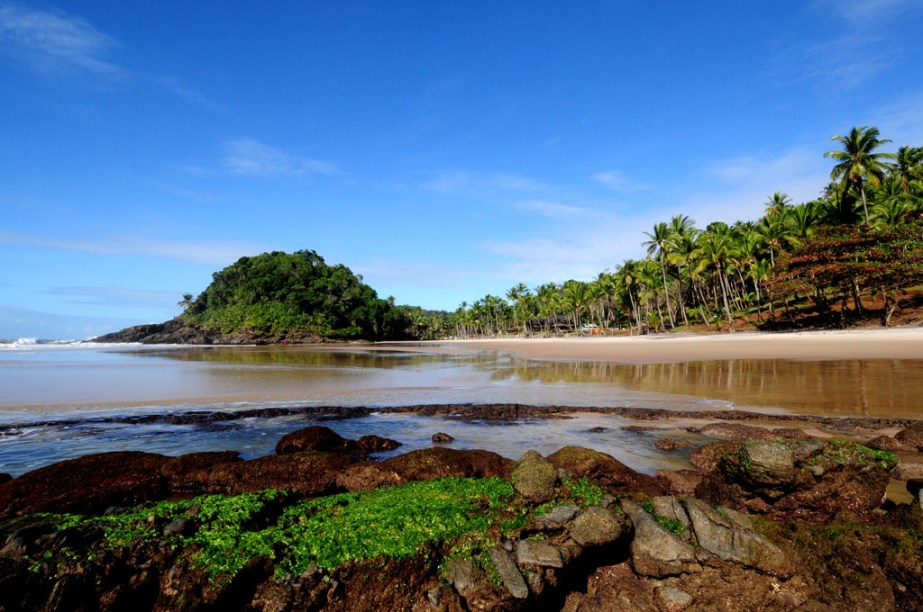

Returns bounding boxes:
[1,343,921,477]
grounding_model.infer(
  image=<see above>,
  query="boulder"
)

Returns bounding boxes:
[431,432,454,443]
[894,423,923,450]
[516,540,564,568]
[689,441,741,473]
[275,426,351,454]
[696,440,895,523]
[380,447,513,482]
[0,474,10,485]
[334,463,403,492]
[894,460,923,482]
[511,451,558,501]
[532,504,578,529]
[547,446,664,495]
[488,548,528,599]
[569,506,626,548]
[621,499,697,577]
[354,435,401,454]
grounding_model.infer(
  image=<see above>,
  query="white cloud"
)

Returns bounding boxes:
[354,259,474,290]
[223,139,339,178]
[0,230,267,266]
[0,3,124,76]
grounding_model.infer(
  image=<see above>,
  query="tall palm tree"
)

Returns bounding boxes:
[667,215,696,326]
[824,126,897,225]
[694,229,735,328]
[642,221,675,328]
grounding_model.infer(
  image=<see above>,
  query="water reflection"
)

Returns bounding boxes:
[487,358,923,417]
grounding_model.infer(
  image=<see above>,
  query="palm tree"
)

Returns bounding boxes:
[763,192,792,219]
[668,214,697,327]
[694,228,735,328]
[642,221,675,328]
[892,145,923,195]
[824,126,897,225]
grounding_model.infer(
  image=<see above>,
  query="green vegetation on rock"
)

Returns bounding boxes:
[183,250,412,340]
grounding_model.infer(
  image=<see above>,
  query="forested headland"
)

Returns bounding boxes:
[412,126,923,339]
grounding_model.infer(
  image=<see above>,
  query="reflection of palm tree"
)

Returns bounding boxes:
[825,126,896,225]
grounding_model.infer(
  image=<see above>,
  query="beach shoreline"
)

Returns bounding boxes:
[368,326,923,363]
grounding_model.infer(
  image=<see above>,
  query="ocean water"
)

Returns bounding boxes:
[1,340,921,477]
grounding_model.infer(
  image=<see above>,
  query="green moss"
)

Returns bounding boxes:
[827,440,897,469]
[653,515,686,535]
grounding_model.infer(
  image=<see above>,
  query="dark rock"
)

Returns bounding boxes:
[516,540,564,568]
[0,451,171,518]
[0,473,10,485]
[586,426,607,433]
[354,435,401,453]
[699,422,773,440]
[445,557,483,593]
[275,426,351,455]
[488,548,528,599]
[183,451,357,497]
[689,441,741,473]
[894,423,923,450]
[696,439,895,523]
[771,428,812,440]
[907,480,923,510]
[570,506,627,548]
[866,435,916,452]
[431,432,454,443]
[655,438,694,452]
[511,450,557,501]
[546,446,664,495]
[380,447,513,482]
[656,470,703,495]
[162,518,192,538]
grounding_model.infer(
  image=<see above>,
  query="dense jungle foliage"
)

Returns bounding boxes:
[182,250,411,340]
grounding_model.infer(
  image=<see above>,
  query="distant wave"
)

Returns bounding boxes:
[0,338,139,351]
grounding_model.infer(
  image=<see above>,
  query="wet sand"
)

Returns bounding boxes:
[380,327,923,363]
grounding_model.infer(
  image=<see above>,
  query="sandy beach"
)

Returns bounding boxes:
[381,327,923,363]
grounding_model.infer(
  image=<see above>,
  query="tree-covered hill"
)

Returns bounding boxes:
[96,250,414,344]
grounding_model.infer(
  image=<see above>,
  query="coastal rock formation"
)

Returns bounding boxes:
[546,446,664,495]
[696,439,896,522]
[1,434,920,611]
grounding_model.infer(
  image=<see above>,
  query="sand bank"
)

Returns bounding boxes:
[382,327,923,363]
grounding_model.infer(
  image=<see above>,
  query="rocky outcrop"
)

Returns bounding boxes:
[695,439,897,523]
[275,425,400,457]
[90,316,329,345]
[546,446,664,495]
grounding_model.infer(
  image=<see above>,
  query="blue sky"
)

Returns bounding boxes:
[1,1,922,339]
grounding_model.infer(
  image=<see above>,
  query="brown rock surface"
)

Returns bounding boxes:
[546,446,664,495]
[380,447,513,483]
[894,423,923,450]
[699,422,773,440]
[689,441,741,473]
[656,469,703,495]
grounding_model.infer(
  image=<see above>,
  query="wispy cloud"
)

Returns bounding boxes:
[771,0,922,91]
[354,259,473,290]
[0,3,124,76]
[514,200,591,219]
[423,170,547,197]
[223,139,340,178]
[592,170,648,192]
[0,230,267,266]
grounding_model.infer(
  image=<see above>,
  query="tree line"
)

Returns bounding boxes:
[414,127,923,338]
